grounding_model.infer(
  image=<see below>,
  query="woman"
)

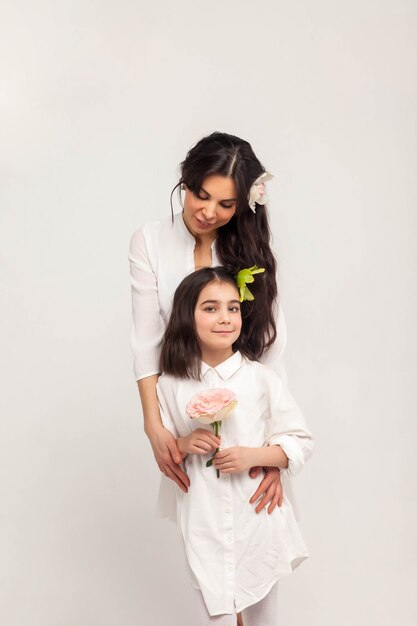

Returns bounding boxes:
[129,131,288,512]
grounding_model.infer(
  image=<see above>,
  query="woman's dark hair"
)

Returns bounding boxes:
[160,267,271,379]
[170,131,278,352]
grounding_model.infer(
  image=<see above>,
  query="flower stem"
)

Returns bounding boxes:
[214,421,220,477]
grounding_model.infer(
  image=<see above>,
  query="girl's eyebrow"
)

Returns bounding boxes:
[200,186,237,202]
[200,299,241,305]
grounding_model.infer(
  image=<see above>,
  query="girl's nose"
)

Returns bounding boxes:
[219,310,231,324]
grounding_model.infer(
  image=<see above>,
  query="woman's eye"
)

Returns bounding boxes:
[221,203,234,209]
[204,306,216,312]
[229,306,240,312]
[197,192,209,200]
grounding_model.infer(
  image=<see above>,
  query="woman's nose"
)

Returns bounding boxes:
[201,201,217,220]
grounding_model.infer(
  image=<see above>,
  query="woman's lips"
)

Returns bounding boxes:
[195,216,215,229]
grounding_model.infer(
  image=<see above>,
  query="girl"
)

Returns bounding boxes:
[130,131,287,512]
[157,267,314,625]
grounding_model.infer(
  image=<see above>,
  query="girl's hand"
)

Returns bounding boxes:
[178,428,221,457]
[248,467,283,514]
[213,446,256,474]
[148,425,190,493]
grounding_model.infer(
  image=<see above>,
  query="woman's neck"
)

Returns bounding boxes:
[181,213,217,246]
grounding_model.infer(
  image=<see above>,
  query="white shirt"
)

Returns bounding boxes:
[157,352,314,616]
[129,211,288,382]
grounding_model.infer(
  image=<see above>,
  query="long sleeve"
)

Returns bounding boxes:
[265,373,314,478]
[260,303,288,384]
[156,377,180,438]
[129,226,165,381]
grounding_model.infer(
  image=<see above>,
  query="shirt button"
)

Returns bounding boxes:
[224,475,230,481]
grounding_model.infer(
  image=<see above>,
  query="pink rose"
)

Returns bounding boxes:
[186,388,237,424]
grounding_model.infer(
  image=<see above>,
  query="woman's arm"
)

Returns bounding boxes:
[260,303,288,383]
[137,375,190,492]
[245,303,287,512]
[129,228,189,492]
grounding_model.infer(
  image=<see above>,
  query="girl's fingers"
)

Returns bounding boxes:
[220,466,238,474]
[214,449,230,459]
[195,429,221,446]
[194,439,212,451]
[204,436,221,448]
[214,459,235,469]
[195,437,219,451]
[213,456,229,466]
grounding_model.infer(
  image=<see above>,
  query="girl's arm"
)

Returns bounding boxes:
[266,380,314,477]
[213,445,288,474]
[215,370,314,477]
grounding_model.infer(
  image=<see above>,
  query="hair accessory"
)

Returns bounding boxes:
[236,265,265,302]
[248,172,273,213]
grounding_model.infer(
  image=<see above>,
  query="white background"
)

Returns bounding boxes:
[1,1,416,625]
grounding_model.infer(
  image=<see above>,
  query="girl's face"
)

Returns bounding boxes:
[182,174,237,237]
[194,280,242,361]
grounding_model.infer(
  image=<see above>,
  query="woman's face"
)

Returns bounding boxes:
[182,174,237,237]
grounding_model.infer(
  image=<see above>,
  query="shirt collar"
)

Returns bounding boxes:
[201,351,245,381]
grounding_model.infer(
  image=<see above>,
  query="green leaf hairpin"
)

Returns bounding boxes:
[236,265,265,302]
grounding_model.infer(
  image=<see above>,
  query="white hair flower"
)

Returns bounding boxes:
[248,172,274,213]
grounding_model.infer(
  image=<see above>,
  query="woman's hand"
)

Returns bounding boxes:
[178,428,221,457]
[248,466,283,514]
[148,425,190,493]
[213,446,257,474]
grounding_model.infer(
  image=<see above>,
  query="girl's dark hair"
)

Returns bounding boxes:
[170,131,278,352]
[160,267,271,379]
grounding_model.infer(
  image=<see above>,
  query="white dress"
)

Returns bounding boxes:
[157,351,314,616]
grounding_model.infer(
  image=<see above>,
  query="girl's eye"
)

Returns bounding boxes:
[229,306,240,312]
[197,192,209,200]
[204,306,216,312]
[221,203,235,209]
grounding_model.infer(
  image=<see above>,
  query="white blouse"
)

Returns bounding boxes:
[157,351,314,616]
[129,211,288,382]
